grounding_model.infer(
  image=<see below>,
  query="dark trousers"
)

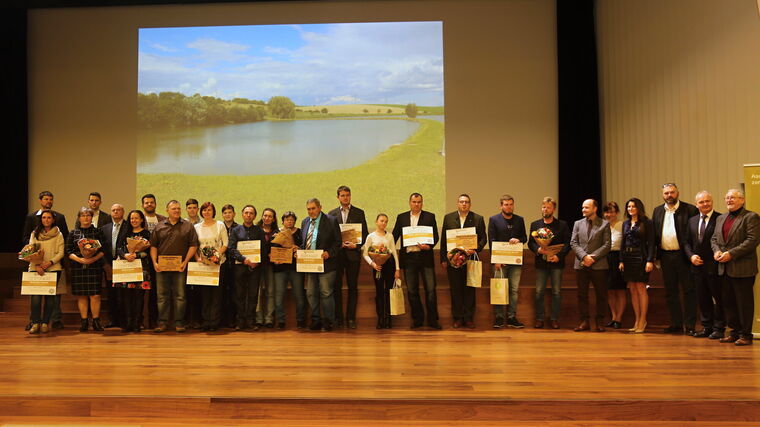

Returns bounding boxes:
[118,287,145,329]
[373,260,395,321]
[185,285,203,327]
[334,253,361,323]
[447,265,475,323]
[235,264,261,327]
[722,275,755,339]
[576,268,608,321]
[105,280,121,326]
[404,258,439,327]
[221,262,237,327]
[660,250,697,328]
[201,284,223,328]
[145,265,158,328]
[692,270,725,331]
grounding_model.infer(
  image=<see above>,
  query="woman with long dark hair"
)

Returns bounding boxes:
[115,210,152,332]
[255,208,278,328]
[619,198,656,333]
[26,210,65,334]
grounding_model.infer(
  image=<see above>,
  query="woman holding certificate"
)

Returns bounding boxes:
[114,210,152,332]
[26,210,65,334]
[255,208,277,328]
[195,202,228,332]
[619,198,656,333]
[272,211,304,329]
[65,207,106,332]
[362,213,401,329]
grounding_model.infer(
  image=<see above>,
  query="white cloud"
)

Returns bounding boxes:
[328,95,362,104]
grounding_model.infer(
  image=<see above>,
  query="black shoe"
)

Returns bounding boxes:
[277,323,285,330]
[51,321,65,330]
[410,323,422,330]
[693,329,712,338]
[429,322,442,330]
[493,319,505,329]
[92,318,104,332]
[105,322,118,329]
[25,322,33,331]
[685,327,696,336]
[377,319,383,329]
[297,321,306,329]
[265,323,274,328]
[613,321,622,329]
[605,321,616,328]
[309,322,322,331]
[708,330,725,340]
[79,319,89,332]
[385,318,392,329]
[663,325,683,334]
[321,322,333,332]
[347,320,357,329]
[507,318,525,329]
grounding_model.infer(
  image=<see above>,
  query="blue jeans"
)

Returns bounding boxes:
[404,264,439,326]
[156,271,186,327]
[535,267,563,321]
[274,269,305,324]
[30,295,59,324]
[306,271,336,324]
[256,263,275,325]
[493,265,522,320]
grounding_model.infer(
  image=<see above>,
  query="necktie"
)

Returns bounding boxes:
[699,214,707,241]
[306,218,316,249]
[112,222,120,254]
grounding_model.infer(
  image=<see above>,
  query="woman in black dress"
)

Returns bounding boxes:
[65,207,106,332]
[619,198,655,333]
[115,210,152,332]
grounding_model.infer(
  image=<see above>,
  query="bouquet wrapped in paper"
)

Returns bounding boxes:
[77,238,101,258]
[531,227,563,260]
[271,228,295,248]
[126,236,151,254]
[367,244,391,279]
[447,247,468,269]
[201,245,221,265]
[19,243,44,264]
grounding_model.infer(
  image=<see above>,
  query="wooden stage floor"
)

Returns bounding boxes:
[1,313,760,425]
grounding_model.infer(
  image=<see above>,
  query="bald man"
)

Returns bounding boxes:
[101,204,128,328]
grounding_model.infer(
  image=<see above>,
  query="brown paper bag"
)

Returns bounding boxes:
[490,269,508,305]
[390,279,406,315]
[466,253,482,287]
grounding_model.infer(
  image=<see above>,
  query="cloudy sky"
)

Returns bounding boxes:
[138,22,444,106]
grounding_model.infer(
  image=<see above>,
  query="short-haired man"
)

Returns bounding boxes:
[185,198,201,225]
[142,194,167,233]
[228,204,265,331]
[392,193,441,329]
[653,183,699,334]
[328,186,368,329]
[183,198,202,328]
[528,197,571,329]
[711,189,760,346]
[150,200,199,333]
[101,204,128,329]
[569,199,611,332]
[488,194,527,329]
[300,198,342,331]
[75,192,111,229]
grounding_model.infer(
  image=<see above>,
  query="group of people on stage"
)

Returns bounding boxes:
[20,183,759,345]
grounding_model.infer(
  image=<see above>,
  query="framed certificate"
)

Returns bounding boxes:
[186,262,220,286]
[112,259,143,282]
[270,246,293,264]
[237,240,261,263]
[402,225,434,247]
[445,227,478,251]
[296,250,324,273]
[157,255,182,271]
[490,242,523,265]
[21,272,57,295]
[339,223,363,244]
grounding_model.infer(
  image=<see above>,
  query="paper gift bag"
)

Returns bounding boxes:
[390,279,406,315]
[466,253,482,287]
[490,269,508,305]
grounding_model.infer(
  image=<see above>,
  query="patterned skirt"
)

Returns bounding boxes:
[70,266,103,296]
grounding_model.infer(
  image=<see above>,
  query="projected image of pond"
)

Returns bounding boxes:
[138,118,423,175]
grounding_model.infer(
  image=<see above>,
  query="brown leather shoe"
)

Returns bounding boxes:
[534,320,544,329]
[719,335,739,343]
[574,321,589,332]
[551,320,560,329]
[735,338,753,346]
[595,319,606,332]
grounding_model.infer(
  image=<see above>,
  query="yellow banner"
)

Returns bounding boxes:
[744,164,760,336]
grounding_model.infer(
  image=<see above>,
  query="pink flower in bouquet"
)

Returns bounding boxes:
[447,247,468,269]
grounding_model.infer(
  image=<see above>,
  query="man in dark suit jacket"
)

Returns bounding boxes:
[440,194,487,329]
[569,199,611,332]
[300,198,342,331]
[711,189,760,346]
[327,186,369,329]
[392,192,441,329]
[74,192,112,229]
[682,191,723,339]
[101,204,129,328]
[653,183,700,334]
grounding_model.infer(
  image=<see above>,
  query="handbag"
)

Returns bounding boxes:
[466,252,482,287]
[490,268,508,305]
[389,278,406,315]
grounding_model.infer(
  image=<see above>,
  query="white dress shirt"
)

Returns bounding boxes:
[660,200,680,250]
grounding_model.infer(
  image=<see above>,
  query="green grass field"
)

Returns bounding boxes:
[136,118,445,228]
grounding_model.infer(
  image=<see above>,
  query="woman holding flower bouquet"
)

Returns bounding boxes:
[25,209,65,334]
[362,213,401,329]
[194,202,229,331]
[65,207,106,332]
[114,210,152,332]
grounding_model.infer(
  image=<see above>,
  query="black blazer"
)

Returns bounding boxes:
[391,210,439,269]
[620,218,656,262]
[327,205,369,263]
[22,210,69,244]
[652,201,699,259]
[300,212,342,272]
[439,211,487,263]
[75,211,112,229]
[100,221,130,263]
[682,211,720,275]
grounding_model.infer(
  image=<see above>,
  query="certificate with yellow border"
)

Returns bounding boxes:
[237,240,261,263]
[112,259,143,283]
[445,227,477,251]
[186,262,220,286]
[490,242,523,265]
[402,226,434,247]
[21,272,57,295]
[296,250,324,273]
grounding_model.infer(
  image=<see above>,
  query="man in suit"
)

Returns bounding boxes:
[328,186,368,329]
[682,191,724,339]
[75,192,111,229]
[300,198,342,332]
[711,189,760,346]
[569,199,611,332]
[653,183,700,334]
[392,192,441,329]
[441,194,487,329]
[101,204,129,329]
[22,190,69,331]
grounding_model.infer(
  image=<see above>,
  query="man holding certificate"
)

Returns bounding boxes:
[150,200,199,333]
[299,198,341,332]
[392,192,441,330]
[328,185,369,329]
[487,194,528,329]
[441,194,487,329]
[228,205,267,331]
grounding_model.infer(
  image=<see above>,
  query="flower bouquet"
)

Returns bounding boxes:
[531,227,562,260]
[126,236,151,254]
[367,244,391,279]
[77,238,101,258]
[447,247,468,269]
[18,243,44,264]
[201,245,221,265]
